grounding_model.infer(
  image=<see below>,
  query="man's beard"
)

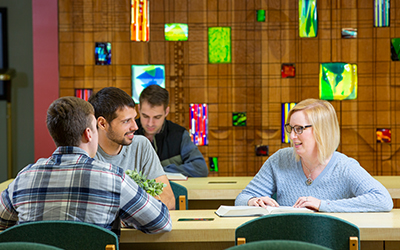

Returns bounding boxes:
[106,127,134,146]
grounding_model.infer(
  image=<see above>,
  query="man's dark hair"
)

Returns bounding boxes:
[46,96,94,147]
[139,85,169,110]
[88,87,136,122]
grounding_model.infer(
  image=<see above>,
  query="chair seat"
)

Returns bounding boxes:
[227,240,332,250]
[235,213,360,250]
[0,221,119,250]
[0,242,64,250]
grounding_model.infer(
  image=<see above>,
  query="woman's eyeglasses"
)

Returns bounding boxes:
[284,124,312,135]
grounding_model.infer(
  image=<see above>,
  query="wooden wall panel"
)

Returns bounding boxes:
[59,0,400,177]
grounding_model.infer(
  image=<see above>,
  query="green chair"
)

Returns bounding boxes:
[0,221,118,250]
[0,242,64,250]
[235,213,359,250]
[226,240,332,250]
[169,181,188,210]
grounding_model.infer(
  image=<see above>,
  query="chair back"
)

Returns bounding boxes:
[0,242,64,250]
[235,213,359,250]
[0,221,118,250]
[226,240,332,250]
[170,181,188,210]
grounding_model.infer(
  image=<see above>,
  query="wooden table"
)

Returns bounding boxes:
[173,177,252,208]
[120,209,400,250]
[2,176,399,199]
[374,176,400,199]
[173,176,400,208]
[0,178,13,192]
[176,177,252,200]
[2,177,400,249]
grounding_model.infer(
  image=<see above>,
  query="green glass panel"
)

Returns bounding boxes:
[319,63,358,100]
[165,23,188,41]
[299,0,318,38]
[209,157,218,172]
[208,27,231,64]
[257,10,265,22]
[391,38,400,61]
[232,112,247,126]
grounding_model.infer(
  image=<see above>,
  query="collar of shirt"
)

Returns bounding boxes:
[53,146,90,157]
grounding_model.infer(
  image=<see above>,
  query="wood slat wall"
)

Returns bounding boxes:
[58,0,400,177]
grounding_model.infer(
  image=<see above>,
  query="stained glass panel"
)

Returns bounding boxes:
[165,23,188,41]
[208,27,231,64]
[190,104,208,146]
[131,0,149,42]
[319,63,358,100]
[131,65,165,104]
[282,103,297,143]
[374,0,390,27]
[299,0,317,38]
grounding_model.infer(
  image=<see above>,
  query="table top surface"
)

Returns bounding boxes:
[0,179,13,192]
[1,178,400,242]
[2,176,400,199]
[120,209,400,243]
[173,176,400,199]
[174,176,252,200]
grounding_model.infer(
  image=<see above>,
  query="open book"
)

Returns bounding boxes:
[215,205,314,217]
[165,172,188,181]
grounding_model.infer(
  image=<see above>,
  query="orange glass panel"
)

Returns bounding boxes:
[131,0,149,42]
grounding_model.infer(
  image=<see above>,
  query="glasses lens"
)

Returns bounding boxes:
[285,124,291,133]
[294,126,304,135]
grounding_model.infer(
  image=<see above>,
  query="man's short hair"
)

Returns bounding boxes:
[47,96,94,147]
[139,85,169,110]
[88,87,136,123]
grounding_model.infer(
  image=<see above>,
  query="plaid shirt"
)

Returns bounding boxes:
[0,146,172,235]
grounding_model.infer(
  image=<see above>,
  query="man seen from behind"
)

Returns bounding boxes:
[0,96,172,235]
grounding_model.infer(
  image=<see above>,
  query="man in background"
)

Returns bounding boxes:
[0,96,172,235]
[89,87,175,209]
[135,85,208,177]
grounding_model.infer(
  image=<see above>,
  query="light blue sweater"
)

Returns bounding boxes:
[235,148,393,212]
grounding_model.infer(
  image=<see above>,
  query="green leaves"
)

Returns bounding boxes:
[125,170,166,197]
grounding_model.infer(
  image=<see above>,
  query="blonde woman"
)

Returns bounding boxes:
[235,99,393,212]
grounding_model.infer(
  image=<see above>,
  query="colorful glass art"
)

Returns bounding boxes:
[95,42,111,65]
[299,0,317,38]
[374,0,390,27]
[75,89,93,101]
[232,112,247,126]
[377,128,391,143]
[131,0,149,42]
[256,145,269,156]
[341,28,357,39]
[281,64,295,78]
[257,10,266,22]
[165,23,188,41]
[391,38,400,61]
[132,65,165,104]
[209,157,218,172]
[208,27,231,64]
[319,63,358,100]
[281,102,297,143]
[190,104,208,146]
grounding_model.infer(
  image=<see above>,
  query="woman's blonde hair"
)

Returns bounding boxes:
[286,99,340,164]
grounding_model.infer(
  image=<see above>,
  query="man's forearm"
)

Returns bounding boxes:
[155,175,176,210]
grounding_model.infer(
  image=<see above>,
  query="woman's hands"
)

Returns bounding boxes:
[248,196,321,211]
[293,196,321,211]
[248,196,280,208]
